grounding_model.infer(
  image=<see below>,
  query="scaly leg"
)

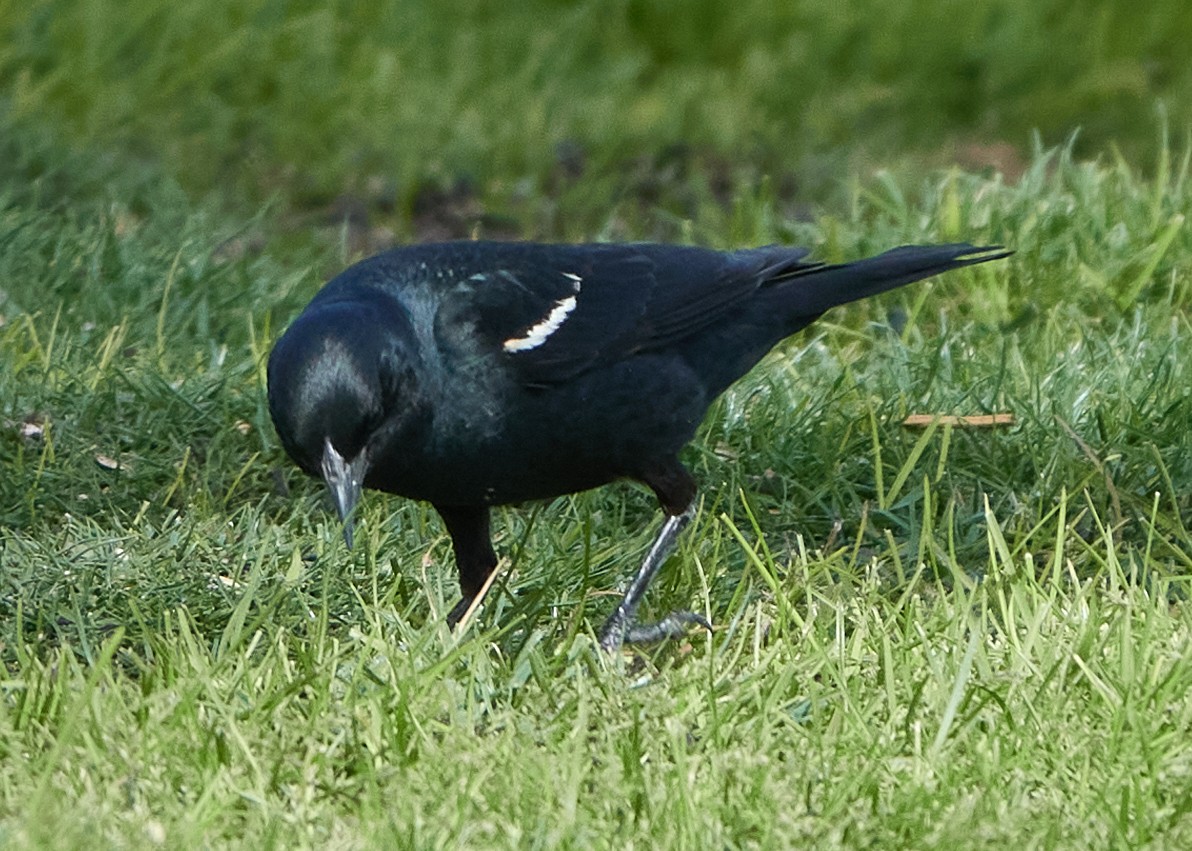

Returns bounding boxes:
[436,504,498,627]
[597,503,710,651]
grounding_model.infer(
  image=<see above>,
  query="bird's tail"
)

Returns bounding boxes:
[767,243,1010,317]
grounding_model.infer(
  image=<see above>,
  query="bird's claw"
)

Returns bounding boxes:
[598,609,711,652]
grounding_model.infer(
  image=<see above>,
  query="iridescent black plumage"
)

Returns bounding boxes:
[267,240,1008,648]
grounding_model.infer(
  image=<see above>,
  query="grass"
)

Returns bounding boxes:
[2,2,1192,847]
[2,125,1191,845]
[3,0,1191,208]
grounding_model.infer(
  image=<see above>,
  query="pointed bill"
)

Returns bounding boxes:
[321,437,367,548]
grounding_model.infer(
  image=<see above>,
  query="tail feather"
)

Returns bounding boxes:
[770,243,1010,317]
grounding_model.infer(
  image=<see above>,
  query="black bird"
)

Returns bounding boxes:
[267,239,1008,650]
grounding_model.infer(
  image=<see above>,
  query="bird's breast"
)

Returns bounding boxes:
[364,353,709,507]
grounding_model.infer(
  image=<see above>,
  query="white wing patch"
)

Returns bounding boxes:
[502,273,582,353]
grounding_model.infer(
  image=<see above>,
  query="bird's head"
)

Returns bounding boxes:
[267,298,424,547]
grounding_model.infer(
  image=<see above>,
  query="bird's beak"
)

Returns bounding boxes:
[321,437,367,549]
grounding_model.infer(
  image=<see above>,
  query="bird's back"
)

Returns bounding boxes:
[269,240,1006,506]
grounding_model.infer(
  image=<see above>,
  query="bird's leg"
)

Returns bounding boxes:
[435,505,498,627]
[597,503,709,651]
[598,460,710,651]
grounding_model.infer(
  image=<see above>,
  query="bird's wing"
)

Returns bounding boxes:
[434,242,815,387]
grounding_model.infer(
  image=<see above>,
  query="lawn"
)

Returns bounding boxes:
[1,1,1191,847]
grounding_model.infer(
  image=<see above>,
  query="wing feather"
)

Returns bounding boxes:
[428,241,813,386]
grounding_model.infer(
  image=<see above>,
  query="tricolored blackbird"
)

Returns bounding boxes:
[267,240,1008,649]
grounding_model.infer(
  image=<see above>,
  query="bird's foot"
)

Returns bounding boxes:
[446,596,473,629]
[597,503,703,652]
[598,608,711,652]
